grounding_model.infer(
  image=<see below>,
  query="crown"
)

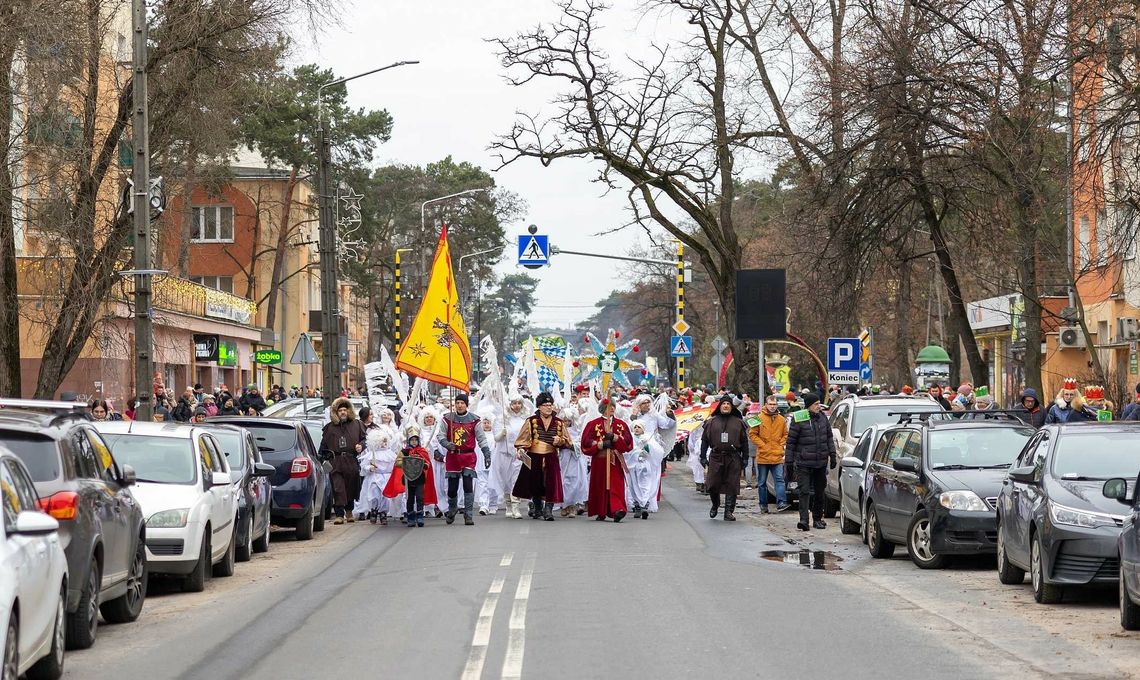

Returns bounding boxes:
[1063,378,1078,390]
[1084,385,1105,400]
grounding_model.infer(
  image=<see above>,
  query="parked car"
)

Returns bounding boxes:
[1,446,68,680]
[263,397,371,421]
[1102,473,1140,629]
[206,418,328,538]
[823,394,944,517]
[996,422,1140,603]
[199,424,274,561]
[0,399,146,651]
[289,418,335,520]
[93,422,239,593]
[835,424,890,536]
[864,417,1033,568]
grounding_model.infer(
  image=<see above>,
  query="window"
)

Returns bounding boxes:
[191,206,235,243]
[190,276,234,294]
[853,432,872,462]
[1079,215,1091,267]
[883,430,921,462]
[0,462,17,527]
[831,404,849,440]
[1097,211,1109,264]
[871,431,893,463]
[87,430,119,484]
[72,432,99,479]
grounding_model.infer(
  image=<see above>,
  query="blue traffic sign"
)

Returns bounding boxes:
[827,337,860,372]
[517,234,549,269]
[670,335,693,357]
[860,364,873,381]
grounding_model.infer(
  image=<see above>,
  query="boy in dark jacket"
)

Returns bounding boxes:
[784,393,836,531]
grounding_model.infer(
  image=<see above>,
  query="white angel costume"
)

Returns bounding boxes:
[353,414,399,521]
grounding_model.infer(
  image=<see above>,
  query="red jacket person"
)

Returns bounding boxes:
[581,397,634,522]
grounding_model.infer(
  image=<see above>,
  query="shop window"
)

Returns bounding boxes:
[191,206,234,243]
[190,276,234,294]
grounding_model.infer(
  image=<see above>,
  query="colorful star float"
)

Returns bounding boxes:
[576,329,644,394]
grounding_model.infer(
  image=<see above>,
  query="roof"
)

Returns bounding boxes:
[915,345,952,362]
[206,417,300,429]
[837,394,940,405]
[1051,422,1140,433]
[0,408,89,435]
[92,420,201,439]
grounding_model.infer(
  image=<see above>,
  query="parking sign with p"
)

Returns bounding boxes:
[827,337,861,384]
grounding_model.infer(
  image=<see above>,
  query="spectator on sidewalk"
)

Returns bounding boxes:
[785,392,836,532]
[749,394,791,513]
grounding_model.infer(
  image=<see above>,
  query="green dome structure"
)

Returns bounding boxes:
[915,345,951,364]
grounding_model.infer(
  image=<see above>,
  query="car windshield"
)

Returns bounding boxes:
[1052,432,1140,480]
[101,434,196,484]
[210,430,245,469]
[296,422,322,449]
[241,425,298,453]
[928,427,1034,469]
[0,432,60,482]
[853,404,942,432]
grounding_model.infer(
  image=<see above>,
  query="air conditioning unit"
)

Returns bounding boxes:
[1057,326,1086,349]
[1118,317,1140,342]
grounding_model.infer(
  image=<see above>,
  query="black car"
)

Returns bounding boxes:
[0,399,147,650]
[996,422,1140,603]
[288,418,334,520]
[200,424,274,561]
[1102,472,1140,629]
[864,416,1034,569]
[206,418,327,539]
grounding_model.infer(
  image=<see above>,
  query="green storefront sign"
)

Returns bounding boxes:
[217,340,238,367]
[254,349,283,365]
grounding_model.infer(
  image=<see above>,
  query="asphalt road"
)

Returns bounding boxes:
[63,468,1140,680]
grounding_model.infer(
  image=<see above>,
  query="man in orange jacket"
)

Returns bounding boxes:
[748,394,791,513]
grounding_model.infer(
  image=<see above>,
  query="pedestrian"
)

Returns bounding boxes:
[240,386,268,414]
[512,392,571,522]
[581,396,634,522]
[124,398,137,421]
[1067,385,1109,422]
[1122,383,1140,420]
[89,399,114,422]
[1046,378,1078,423]
[631,393,674,516]
[192,405,209,423]
[700,394,748,521]
[749,394,791,513]
[218,397,240,416]
[355,409,399,525]
[321,397,367,524]
[418,407,449,519]
[171,388,195,422]
[1017,388,1046,428]
[928,383,952,410]
[491,396,530,518]
[475,412,505,516]
[385,427,437,528]
[438,394,493,526]
[202,394,218,417]
[785,392,836,531]
[556,391,591,517]
[627,421,661,519]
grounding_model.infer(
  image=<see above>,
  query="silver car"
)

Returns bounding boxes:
[836,424,891,536]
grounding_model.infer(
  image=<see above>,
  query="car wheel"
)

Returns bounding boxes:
[65,557,100,650]
[295,503,314,541]
[236,516,253,563]
[860,497,869,545]
[3,612,17,680]
[313,495,326,533]
[840,505,860,535]
[182,533,209,593]
[252,517,270,554]
[100,538,147,623]
[1122,569,1140,631]
[906,509,947,569]
[866,504,895,559]
[996,522,1026,585]
[823,494,840,519]
[26,584,65,680]
[213,528,236,577]
[1031,531,1062,604]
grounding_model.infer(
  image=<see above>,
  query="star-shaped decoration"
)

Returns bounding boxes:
[337,186,363,228]
[577,328,644,394]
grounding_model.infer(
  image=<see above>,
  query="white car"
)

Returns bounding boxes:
[93,422,239,593]
[2,447,68,680]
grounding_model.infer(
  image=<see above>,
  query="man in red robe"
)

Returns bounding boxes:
[581,397,634,522]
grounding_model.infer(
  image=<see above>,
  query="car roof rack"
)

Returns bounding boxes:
[887,411,948,424]
[0,398,89,414]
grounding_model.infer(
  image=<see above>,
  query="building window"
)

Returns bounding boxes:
[191,276,234,294]
[1079,215,1091,267]
[1097,210,1109,265]
[191,206,234,243]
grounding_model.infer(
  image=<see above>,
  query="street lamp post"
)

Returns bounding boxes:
[419,188,493,235]
[394,248,412,354]
[315,60,418,404]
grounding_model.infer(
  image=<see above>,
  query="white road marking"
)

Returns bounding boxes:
[461,574,506,680]
[501,553,536,680]
[500,552,514,567]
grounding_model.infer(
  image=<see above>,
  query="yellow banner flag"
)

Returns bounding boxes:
[674,404,715,436]
[394,226,471,391]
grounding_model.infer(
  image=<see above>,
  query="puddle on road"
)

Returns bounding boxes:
[759,549,844,571]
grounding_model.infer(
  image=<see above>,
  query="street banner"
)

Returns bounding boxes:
[674,404,715,436]
[394,226,471,390]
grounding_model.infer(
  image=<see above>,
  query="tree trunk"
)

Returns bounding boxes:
[263,166,297,330]
[1016,216,1043,397]
[894,256,912,384]
[0,43,22,397]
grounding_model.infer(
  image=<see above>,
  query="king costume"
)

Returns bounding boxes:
[581,401,634,521]
[512,392,572,521]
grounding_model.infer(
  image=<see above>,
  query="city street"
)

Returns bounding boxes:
[62,467,1140,680]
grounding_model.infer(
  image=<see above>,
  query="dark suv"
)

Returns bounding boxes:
[207,417,327,539]
[863,415,1034,569]
[0,399,146,650]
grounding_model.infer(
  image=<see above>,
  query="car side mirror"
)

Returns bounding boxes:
[841,456,863,469]
[1103,478,1132,505]
[119,464,137,487]
[892,457,918,474]
[1007,466,1037,485]
[253,462,275,478]
[13,510,59,536]
[210,471,231,487]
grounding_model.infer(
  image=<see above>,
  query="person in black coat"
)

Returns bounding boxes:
[784,392,836,531]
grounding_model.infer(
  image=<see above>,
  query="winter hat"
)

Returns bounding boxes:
[454,392,469,405]
[193,405,209,417]
[535,392,554,407]
[802,393,820,409]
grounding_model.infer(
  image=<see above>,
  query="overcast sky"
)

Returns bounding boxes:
[297,1,671,329]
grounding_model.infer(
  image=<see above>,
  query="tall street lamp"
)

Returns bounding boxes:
[316,60,418,404]
[394,247,412,354]
[420,187,493,235]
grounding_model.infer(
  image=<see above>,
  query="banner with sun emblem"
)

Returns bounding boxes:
[394,226,471,390]
[578,329,644,394]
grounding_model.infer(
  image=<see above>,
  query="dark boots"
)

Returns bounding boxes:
[445,496,458,524]
[724,496,737,521]
[709,492,720,519]
[464,492,475,525]
[543,502,554,521]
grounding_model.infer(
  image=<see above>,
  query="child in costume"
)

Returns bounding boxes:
[385,428,438,528]
[355,416,399,525]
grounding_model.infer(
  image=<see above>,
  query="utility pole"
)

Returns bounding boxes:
[131,0,154,421]
[676,241,685,391]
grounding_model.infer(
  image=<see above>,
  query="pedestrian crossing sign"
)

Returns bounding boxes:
[517,234,549,269]
[670,335,692,357]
